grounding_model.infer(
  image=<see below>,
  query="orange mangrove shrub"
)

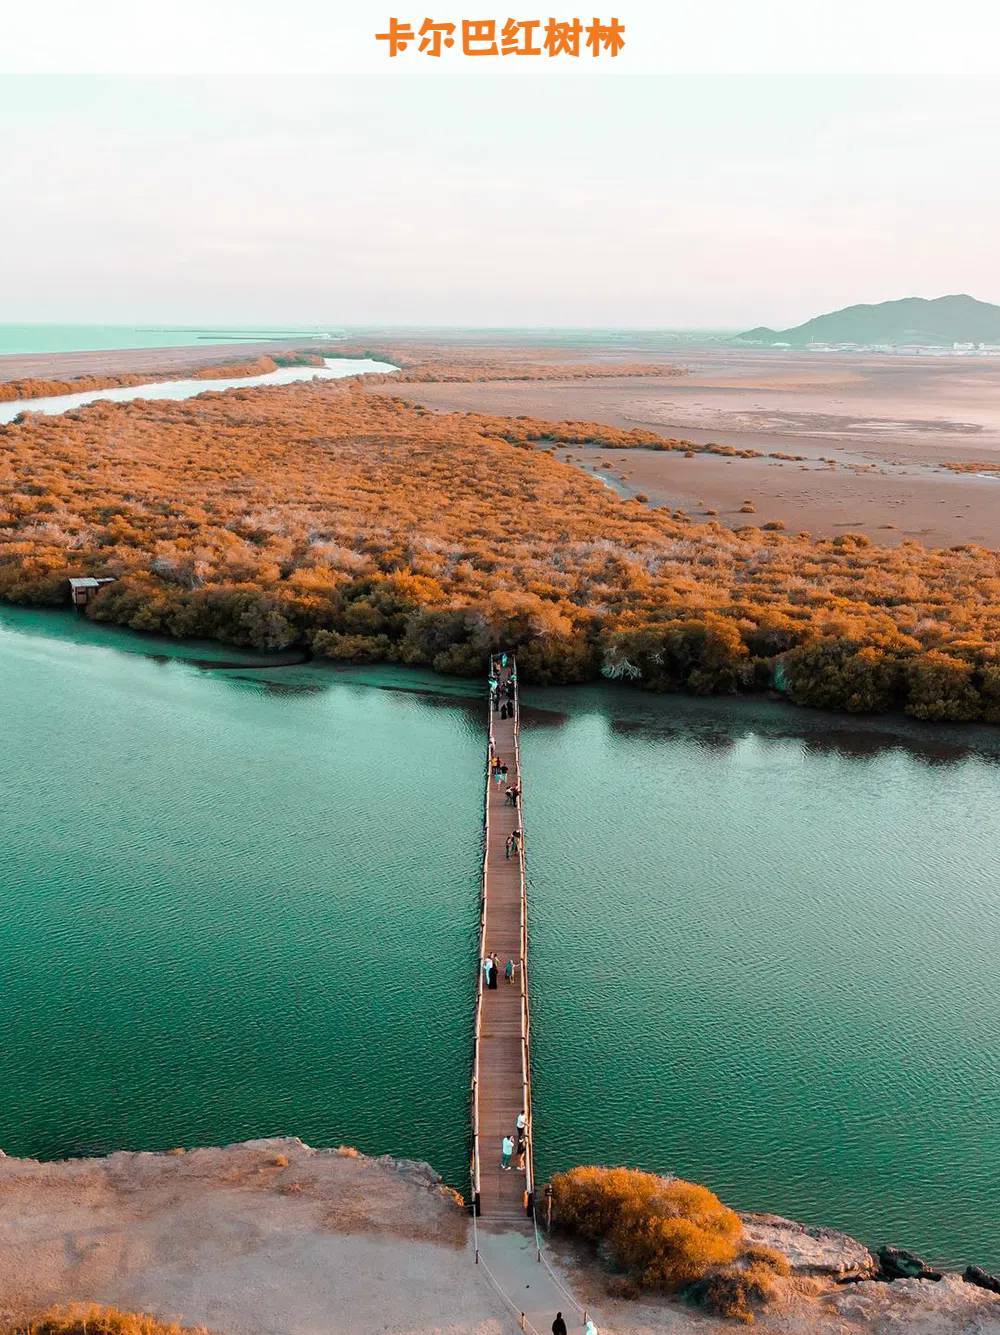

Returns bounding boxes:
[551,1167,793,1323]
[8,1307,206,1335]
[551,1166,742,1289]
[1,376,999,721]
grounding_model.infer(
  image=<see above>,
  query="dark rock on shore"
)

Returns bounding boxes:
[966,1266,1000,1295]
[878,1245,943,1281]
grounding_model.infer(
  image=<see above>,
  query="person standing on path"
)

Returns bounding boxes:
[482,955,493,988]
[505,957,515,984]
[490,952,500,989]
[551,1315,567,1335]
[501,1135,514,1170]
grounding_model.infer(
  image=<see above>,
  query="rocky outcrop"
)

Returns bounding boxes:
[740,1210,878,1280]
[966,1266,1000,1295]
[828,1273,1000,1331]
[878,1244,943,1281]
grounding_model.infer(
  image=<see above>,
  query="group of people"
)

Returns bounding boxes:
[500,1108,528,1172]
[489,654,517,720]
[482,952,519,989]
[504,783,521,807]
[490,753,509,785]
[491,676,517,719]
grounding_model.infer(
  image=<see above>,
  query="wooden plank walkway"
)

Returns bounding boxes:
[471,652,535,1231]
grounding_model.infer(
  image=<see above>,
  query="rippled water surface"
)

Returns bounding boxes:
[1,610,481,1180]
[524,688,1000,1269]
[3,609,1000,1269]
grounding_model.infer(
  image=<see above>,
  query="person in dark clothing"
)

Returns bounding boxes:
[551,1315,568,1335]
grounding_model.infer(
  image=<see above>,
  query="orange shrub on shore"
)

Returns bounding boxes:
[0,377,998,720]
[550,1165,788,1322]
[190,355,278,379]
[0,352,324,404]
[7,1307,206,1335]
[0,372,163,403]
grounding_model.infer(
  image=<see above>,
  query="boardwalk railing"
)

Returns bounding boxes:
[470,701,492,1221]
[510,675,535,1213]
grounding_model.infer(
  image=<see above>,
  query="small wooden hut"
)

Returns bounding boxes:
[68,576,116,608]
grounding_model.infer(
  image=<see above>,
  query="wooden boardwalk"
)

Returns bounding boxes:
[471,653,535,1231]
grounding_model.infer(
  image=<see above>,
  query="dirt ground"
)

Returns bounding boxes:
[2,1140,998,1335]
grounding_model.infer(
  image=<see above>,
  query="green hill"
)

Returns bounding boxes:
[736,294,1000,348]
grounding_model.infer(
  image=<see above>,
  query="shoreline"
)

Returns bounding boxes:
[4,602,1000,751]
[0,340,330,386]
[1,1138,997,1334]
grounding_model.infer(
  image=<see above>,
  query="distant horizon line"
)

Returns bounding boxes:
[0,320,743,332]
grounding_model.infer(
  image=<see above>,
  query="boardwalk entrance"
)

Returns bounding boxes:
[471,653,534,1229]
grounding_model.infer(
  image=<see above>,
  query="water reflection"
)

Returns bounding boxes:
[529,690,1000,768]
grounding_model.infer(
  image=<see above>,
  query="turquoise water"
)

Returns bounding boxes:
[0,324,731,359]
[1,609,480,1178]
[0,325,349,357]
[2,609,999,1269]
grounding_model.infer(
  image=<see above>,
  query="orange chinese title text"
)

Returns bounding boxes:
[375,17,625,58]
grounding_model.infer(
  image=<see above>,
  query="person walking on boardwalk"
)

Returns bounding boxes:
[505,957,515,984]
[551,1315,567,1335]
[482,955,493,988]
[505,832,515,860]
[501,1134,514,1170]
[490,952,500,989]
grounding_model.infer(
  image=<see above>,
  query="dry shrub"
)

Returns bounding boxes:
[269,1153,289,1168]
[8,1306,206,1334]
[552,1167,793,1323]
[551,1167,742,1289]
[688,1259,786,1324]
[740,1245,790,1275]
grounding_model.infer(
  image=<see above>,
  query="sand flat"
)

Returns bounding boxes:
[369,353,1000,549]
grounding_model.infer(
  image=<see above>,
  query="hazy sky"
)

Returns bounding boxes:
[3,74,1000,328]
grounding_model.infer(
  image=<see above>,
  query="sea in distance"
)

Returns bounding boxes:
[0,324,735,358]
[2,607,999,1271]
